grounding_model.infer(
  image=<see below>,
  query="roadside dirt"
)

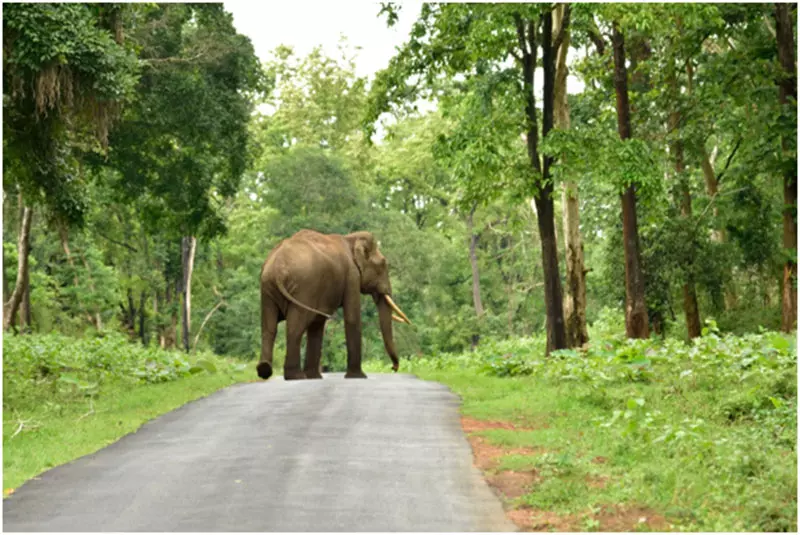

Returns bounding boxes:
[461,416,671,532]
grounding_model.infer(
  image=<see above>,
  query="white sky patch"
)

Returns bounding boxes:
[226,0,585,127]
[224,0,424,79]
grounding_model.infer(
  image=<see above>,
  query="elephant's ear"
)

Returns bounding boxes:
[348,232,375,273]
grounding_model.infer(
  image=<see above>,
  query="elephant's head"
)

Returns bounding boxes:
[346,231,411,372]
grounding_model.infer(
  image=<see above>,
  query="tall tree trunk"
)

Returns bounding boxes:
[4,196,33,331]
[669,71,702,339]
[554,4,588,348]
[517,12,567,353]
[181,236,197,352]
[18,199,32,332]
[139,290,146,345]
[20,260,31,331]
[775,3,797,332]
[611,22,649,339]
[155,290,163,348]
[467,206,484,349]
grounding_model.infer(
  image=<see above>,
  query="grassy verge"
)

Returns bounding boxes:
[3,333,255,493]
[368,325,797,532]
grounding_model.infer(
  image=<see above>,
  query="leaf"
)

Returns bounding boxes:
[627,398,645,410]
[57,375,81,385]
[194,359,217,374]
[768,396,785,409]
[769,334,790,354]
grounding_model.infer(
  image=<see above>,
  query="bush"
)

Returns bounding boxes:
[3,333,245,413]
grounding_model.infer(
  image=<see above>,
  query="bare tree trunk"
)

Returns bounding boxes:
[466,206,484,349]
[181,236,197,352]
[4,196,33,331]
[669,67,702,339]
[517,11,567,353]
[20,261,31,331]
[776,3,797,332]
[612,22,649,339]
[554,4,588,348]
[155,290,163,348]
[139,290,146,345]
[3,259,10,307]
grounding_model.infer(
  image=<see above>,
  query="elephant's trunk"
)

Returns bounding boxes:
[376,295,400,372]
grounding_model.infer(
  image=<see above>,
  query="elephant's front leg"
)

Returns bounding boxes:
[304,318,326,379]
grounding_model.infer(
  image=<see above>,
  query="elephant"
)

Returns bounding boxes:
[257,229,411,381]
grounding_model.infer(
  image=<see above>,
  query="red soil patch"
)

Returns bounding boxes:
[595,504,669,532]
[508,508,579,532]
[466,435,542,470]
[592,455,608,464]
[505,505,670,532]
[461,416,539,432]
[486,470,540,499]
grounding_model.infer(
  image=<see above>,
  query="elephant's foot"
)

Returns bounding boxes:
[256,362,273,380]
[304,372,323,379]
[344,370,368,379]
[284,369,307,380]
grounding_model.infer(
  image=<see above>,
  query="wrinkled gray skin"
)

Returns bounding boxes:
[258,230,406,380]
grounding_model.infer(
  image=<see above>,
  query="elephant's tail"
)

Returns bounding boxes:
[275,279,333,319]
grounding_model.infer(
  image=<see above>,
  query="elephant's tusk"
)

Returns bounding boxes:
[392,314,404,323]
[385,295,411,325]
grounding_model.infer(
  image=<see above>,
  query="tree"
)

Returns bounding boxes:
[101,3,266,350]
[3,3,138,330]
[554,4,589,347]
[775,3,797,332]
[609,18,650,339]
[369,3,570,352]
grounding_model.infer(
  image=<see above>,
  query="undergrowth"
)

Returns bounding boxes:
[371,318,798,532]
[3,333,253,492]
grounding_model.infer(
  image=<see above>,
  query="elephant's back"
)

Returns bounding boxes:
[263,234,349,286]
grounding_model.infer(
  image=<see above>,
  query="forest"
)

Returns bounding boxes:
[2,3,797,529]
[3,3,796,362]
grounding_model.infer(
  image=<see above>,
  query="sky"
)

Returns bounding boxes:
[223,0,584,117]
[223,1,424,79]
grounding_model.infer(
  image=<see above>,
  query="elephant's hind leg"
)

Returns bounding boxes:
[284,308,309,380]
[258,293,279,380]
[304,318,326,379]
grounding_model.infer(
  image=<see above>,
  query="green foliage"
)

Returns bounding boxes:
[2,333,243,414]
[3,3,139,224]
[3,333,253,492]
[102,3,267,239]
[408,326,797,531]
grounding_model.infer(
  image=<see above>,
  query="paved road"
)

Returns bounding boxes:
[3,374,515,532]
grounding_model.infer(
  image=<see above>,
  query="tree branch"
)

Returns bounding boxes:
[553,4,571,52]
[192,298,226,351]
[696,187,747,226]
[587,19,607,55]
[716,137,742,185]
[513,14,528,56]
[527,19,537,55]
[92,229,138,252]
[139,53,205,67]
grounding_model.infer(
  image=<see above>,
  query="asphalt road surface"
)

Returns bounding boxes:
[3,373,515,532]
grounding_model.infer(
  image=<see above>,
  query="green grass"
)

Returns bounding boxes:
[368,324,798,532]
[3,333,255,493]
